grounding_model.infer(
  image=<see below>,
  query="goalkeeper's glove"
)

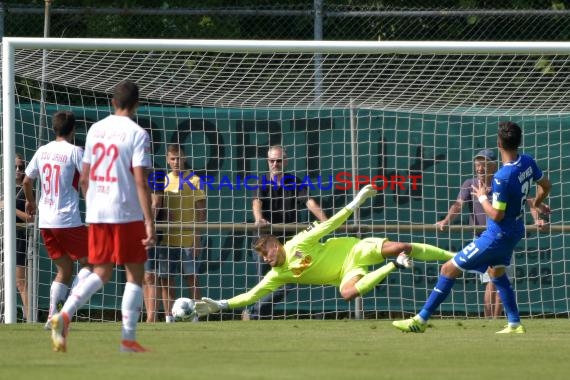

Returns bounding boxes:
[346,184,378,211]
[194,297,229,317]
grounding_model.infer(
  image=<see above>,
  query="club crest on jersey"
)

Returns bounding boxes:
[291,255,313,277]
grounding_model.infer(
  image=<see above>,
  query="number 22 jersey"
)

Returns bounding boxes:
[83,114,151,224]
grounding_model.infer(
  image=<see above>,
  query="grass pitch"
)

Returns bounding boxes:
[0,319,568,380]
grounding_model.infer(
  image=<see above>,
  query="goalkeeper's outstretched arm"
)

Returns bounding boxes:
[195,298,229,316]
[294,184,378,246]
[194,275,280,317]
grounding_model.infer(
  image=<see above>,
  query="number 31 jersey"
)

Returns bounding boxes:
[25,140,83,228]
[83,115,151,224]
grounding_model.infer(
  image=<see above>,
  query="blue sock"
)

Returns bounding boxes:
[492,274,520,324]
[418,275,455,321]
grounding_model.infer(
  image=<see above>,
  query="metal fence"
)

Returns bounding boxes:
[1,3,570,41]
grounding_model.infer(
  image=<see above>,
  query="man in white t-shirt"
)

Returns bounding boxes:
[50,80,156,353]
[23,111,92,328]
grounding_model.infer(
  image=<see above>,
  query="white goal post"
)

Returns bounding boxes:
[2,38,569,324]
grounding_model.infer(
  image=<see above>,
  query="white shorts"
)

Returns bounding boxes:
[479,266,514,283]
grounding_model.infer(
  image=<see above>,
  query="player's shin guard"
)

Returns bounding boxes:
[492,274,520,324]
[49,281,69,318]
[410,243,455,261]
[354,263,396,296]
[71,267,92,291]
[61,272,104,317]
[418,275,455,322]
[122,282,143,342]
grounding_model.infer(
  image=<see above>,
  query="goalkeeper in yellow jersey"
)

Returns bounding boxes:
[195,185,454,316]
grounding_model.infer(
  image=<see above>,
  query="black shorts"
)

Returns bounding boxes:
[16,229,27,266]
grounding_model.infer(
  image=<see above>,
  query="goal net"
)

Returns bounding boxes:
[2,38,569,323]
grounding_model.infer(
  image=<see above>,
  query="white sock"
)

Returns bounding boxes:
[49,281,69,318]
[415,315,427,324]
[71,267,92,291]
[122,282,143,341]
[61,272,104,317]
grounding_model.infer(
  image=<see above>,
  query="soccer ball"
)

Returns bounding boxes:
[171,297,196,321]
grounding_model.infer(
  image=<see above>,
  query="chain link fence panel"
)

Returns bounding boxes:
[1,2,570,41]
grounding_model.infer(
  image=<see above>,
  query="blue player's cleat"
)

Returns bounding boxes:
[392,316,426,333]
[496,324,526,334]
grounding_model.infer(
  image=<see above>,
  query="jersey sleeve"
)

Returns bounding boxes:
[132,128,151,168]
[253,175,265,200]
[291,207,353,249]
[24,150,41,179]
[82,132,92,165]
[73,147,84,173]
[226,271,284,309]
[491,174,509,211]
[531,157,544,182]
[191,175,206,201]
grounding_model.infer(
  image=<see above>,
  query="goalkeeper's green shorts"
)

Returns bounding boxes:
[339,237,388,290]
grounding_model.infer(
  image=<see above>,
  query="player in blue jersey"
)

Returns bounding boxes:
[393,121,551,334]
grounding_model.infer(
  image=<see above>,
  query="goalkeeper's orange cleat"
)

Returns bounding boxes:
[120,340,149,353]
[51,312,70,352]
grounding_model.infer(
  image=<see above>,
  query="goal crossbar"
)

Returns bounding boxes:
[5,37,570,54]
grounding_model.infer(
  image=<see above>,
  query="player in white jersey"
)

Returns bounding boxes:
[23,111,91,328]
[49,80,156,353]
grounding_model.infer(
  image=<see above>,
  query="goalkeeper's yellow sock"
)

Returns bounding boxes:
[354,262,396,296]
[410,243,454,261]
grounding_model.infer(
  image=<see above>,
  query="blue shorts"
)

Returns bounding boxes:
[145,246,199,277]
[145,248,158,273]
[452,229,522,274]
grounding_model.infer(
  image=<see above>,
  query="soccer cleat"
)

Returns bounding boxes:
[392,317,426,333]
[45,301,64,330]
[120,340,149,353]
[496,324,526,334]
[394,252,412,270]
[51,312,70,352]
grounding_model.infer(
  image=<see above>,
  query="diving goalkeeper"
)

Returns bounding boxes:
[195,185,454,316]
